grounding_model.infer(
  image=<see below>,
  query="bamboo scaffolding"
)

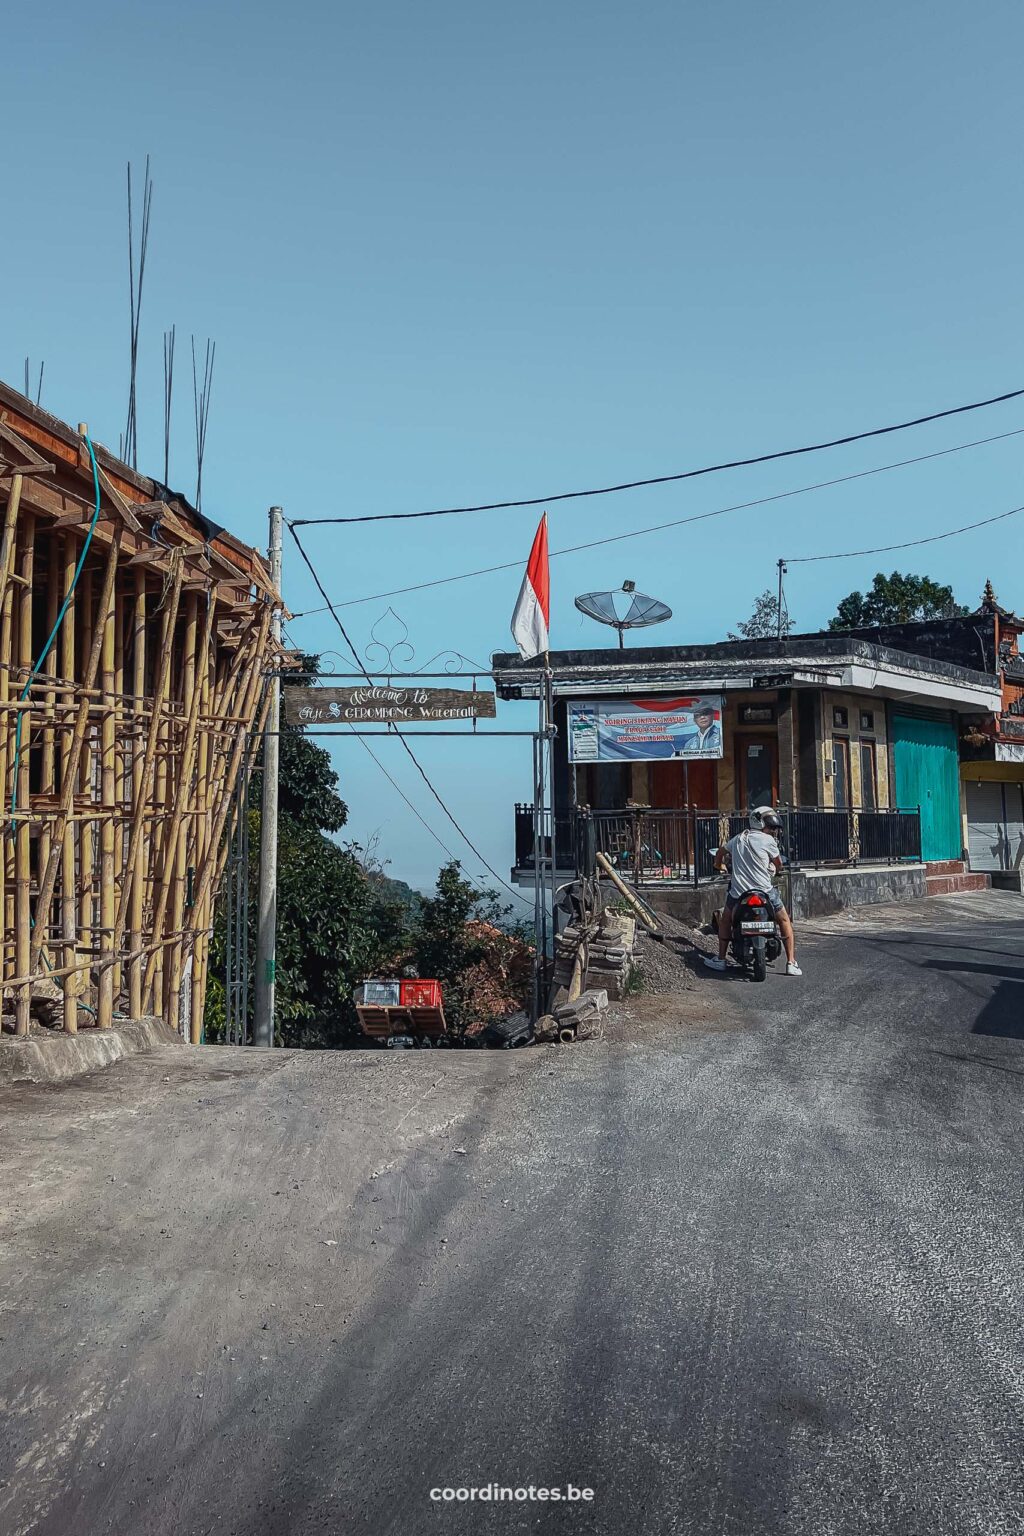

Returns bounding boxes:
[2,409,271,1045]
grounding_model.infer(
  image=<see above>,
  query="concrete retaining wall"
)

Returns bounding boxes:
[645,864,928,926]
[0,1017,183,1085]
[790,865,927,918]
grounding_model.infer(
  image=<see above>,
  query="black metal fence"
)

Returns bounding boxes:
[513,804,922,886]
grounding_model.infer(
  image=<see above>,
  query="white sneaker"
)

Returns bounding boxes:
[703,955,727,971]
[786,961,803,977]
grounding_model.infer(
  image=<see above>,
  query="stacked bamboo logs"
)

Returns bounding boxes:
[0,397,277,1044]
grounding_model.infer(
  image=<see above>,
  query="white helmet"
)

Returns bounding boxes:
[749,804,782,832]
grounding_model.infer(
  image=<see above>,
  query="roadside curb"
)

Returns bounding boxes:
[0,1017,184,1085]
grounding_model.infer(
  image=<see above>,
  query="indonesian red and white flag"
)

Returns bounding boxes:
[511,513,550,660]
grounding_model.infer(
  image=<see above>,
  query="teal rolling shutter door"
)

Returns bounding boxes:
[892,714,961,862]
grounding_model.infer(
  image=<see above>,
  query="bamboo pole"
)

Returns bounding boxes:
[78,568,94,966]
[30,536,122,979]
[14,515,35,1035]
[164,595,196,1028]
[128,568,147,1017]
[0,475,21,993]
[36,540,60,972]
[189,622,215,1035]
[0,472,22,622]
[60,533,79,1033]
[7,927,190,991]
[145,601,256,1008]
[193,671,271,1045]
[185,608,271,1042]
[112,579,126,1004]
[141,595,210,1016]
[97,565,118,1029]
[113,555,183,969]
[595,852,663,933]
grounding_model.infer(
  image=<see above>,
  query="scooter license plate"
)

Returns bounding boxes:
[740,921,775,933]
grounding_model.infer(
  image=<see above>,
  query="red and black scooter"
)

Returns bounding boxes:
[730,891,783,982]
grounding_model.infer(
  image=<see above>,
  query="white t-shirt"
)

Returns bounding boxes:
[726,829,780,898]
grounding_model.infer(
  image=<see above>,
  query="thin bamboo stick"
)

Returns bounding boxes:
[15,515,35,1035]
[128,568,147,1016]
[61,533,79,1033]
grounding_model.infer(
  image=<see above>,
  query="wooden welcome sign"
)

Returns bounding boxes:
[284,684,497,726]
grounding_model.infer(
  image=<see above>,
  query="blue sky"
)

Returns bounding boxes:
[5,1,1023,894]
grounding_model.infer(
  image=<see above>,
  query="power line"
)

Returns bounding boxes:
[285,521,532,907]
[785,502,1024,563]
[290,385,1024,526]
[290,425,1024,618]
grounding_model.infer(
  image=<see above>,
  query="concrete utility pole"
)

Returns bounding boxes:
[254,506,283,1047]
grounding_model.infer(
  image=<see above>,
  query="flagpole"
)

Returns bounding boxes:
[532,727,543,1023]
[543,650,557,1011]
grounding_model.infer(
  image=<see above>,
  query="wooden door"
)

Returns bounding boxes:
[650,759,717,808]
[736,735,778,810]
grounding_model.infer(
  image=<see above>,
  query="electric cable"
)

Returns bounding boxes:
[286,521,532,906]
[291,385,1024,526]
[783,503,1024,563]
[291,424,1024,618]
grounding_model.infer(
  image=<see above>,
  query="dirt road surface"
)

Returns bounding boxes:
[1,892,1022,1535]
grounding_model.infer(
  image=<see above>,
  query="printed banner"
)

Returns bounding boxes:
[568,696,724,763]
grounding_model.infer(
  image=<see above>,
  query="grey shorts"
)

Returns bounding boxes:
[726,888,785,914]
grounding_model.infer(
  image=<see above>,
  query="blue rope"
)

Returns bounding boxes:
[8,436,102,821]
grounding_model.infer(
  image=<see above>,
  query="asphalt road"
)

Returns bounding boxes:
[1,891,1022,1536]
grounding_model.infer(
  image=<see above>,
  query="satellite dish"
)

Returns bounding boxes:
[574,581,672,648]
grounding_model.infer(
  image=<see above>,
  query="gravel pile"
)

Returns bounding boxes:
[631,911,719,995]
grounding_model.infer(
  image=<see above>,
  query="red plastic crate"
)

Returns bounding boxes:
[399,979,442,1009]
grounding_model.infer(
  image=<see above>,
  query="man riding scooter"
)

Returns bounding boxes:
[703,806,802,976]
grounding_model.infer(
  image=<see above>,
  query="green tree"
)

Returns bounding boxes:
[728,589,794,641]
[412,862,530,1035]
[828,571,968,630]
